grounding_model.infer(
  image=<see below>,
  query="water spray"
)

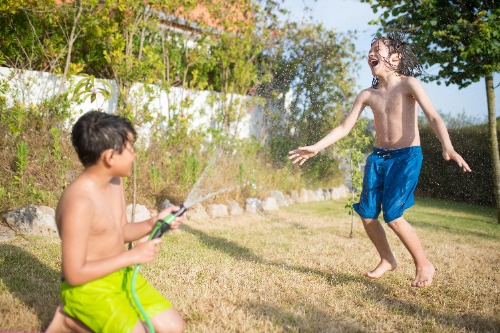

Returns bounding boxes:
[130,149,245,332]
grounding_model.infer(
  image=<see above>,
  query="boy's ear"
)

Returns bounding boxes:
[101,149,115,167]
[390,53,401,64]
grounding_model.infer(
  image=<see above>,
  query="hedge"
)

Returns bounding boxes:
[417,121,499,207]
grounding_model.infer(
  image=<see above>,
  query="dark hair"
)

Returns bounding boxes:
[71,111,136,167]
[371,32,423,88]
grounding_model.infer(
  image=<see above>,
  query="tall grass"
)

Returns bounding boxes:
[1,197,498,332]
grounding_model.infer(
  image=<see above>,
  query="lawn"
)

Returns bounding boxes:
[0,197,498,332]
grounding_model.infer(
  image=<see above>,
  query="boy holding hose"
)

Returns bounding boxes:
[46,111,185,332]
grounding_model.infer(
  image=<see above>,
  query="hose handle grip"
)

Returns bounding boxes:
[151,205,187,239]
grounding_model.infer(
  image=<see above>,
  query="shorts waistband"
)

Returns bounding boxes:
[373,146,421,158]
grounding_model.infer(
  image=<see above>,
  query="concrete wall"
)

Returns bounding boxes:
[0,66,268,142]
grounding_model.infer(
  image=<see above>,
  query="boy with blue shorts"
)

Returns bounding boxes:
[46,111,185,332]
[289,33,471,287]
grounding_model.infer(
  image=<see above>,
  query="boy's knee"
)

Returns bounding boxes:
[154,309,184,333]
[360,217,379,226]
[386,217,406,231]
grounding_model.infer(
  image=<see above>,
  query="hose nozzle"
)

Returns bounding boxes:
[151,204,187,239]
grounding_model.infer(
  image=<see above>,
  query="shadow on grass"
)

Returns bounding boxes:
[241,300,365,333]
[414,198,496,222]
[182,224,500,333]
[0,244,59,330]
[408,219,499,241]
[375,295,500,333]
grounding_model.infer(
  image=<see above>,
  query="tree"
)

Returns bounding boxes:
[360,0,500,222]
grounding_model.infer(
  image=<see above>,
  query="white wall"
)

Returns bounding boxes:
[0,67,268,142]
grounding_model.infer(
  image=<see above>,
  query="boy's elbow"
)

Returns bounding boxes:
[63,275,81,286]
[62,269,88,286]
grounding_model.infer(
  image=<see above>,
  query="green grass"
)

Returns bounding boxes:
[0,197,498,332]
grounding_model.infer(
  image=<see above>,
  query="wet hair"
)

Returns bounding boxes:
[371,32,423,88]
[71,111,136,167]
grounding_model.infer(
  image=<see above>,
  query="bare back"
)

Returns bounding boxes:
[363,76,420,149]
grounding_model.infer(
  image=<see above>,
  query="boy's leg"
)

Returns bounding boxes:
[45,304,93,333]
[387,217,435,287]
[131,308,184,333]
[361,217,397,278]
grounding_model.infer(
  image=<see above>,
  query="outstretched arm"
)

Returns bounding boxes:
[288,91,368,165]
[409,78,471,172]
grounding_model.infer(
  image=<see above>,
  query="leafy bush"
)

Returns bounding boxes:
[418,121,499,206]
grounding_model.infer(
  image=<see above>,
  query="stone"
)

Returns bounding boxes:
[157,199,174,211]
[0,223,15,242]
[2,205,57,237]
[307,189,318,202]
[261,197,279,211]
[207,204,229,218]
[268,190,288,207]
[245,198,262,213]
[126,204,151,223]
[314,188,325,201]
[187,203,210,221]
[300,188,309,203]
[227,200,244,216]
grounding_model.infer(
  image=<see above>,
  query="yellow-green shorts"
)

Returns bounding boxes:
[61,267,172,333]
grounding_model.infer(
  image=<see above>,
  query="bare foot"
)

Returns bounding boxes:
[411,262,435,287]
[365,259,397,279]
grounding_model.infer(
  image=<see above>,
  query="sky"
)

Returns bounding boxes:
[282,0,499,123]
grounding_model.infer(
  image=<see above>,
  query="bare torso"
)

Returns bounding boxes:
[56,174,127,263]
[363,76,420,149]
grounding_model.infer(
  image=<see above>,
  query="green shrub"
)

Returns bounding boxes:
[418,121,499,206]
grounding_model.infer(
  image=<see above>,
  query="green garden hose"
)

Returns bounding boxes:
[130,205,186,333]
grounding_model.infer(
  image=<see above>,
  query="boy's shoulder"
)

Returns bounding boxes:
[356,87,376,101]
[58,175,94,208]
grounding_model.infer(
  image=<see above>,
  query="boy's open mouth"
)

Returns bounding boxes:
[369,59,379,68]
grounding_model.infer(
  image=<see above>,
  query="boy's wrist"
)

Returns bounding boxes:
[149,216,158,229]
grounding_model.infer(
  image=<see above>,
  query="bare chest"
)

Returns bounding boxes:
[369,87,415,117]
[86,191,126,255]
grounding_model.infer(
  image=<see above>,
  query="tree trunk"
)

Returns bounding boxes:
[485,74,500,223]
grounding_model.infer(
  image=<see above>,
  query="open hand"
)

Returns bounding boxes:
[288,146,319,165]
[443,149,472,172]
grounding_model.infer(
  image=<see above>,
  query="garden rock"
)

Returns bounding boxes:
[290,190,300,203]
[245,198,262,213]
[157,199,174,211]
[307,190,319,202]
[314,189,325,201]
[207,204,229,218]
[227,200,243,216]
[2,205,57,237]
[0,223,15,242]
[324,189,331,200]
[300,188,309,203]
[284,194,294,205]
[261,197,279,211]
[187,203,210,221]
[268,190,288,207]
[331,185,349,200]
[126,204,151,223]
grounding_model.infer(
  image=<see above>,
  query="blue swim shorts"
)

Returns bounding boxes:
[61,267,172,333]
[353,146,423,223]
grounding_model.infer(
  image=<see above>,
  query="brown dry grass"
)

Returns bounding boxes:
[0,198,498,332]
